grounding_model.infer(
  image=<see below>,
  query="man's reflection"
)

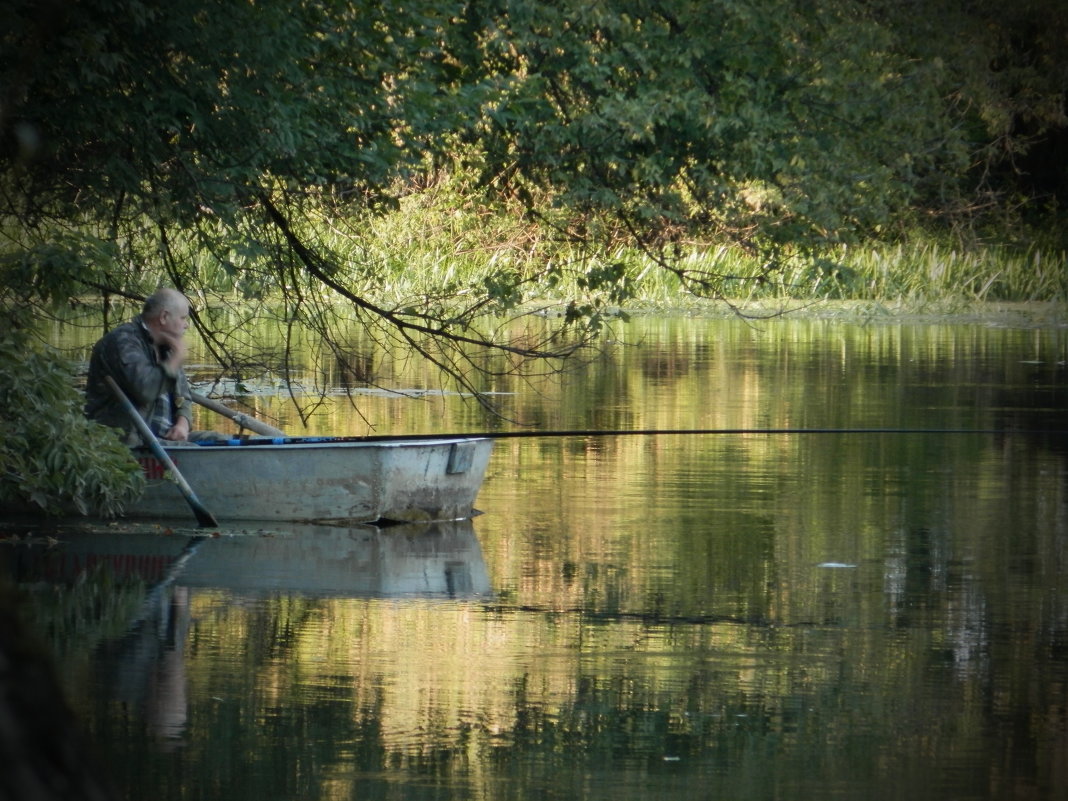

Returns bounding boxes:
[96,578,191,750]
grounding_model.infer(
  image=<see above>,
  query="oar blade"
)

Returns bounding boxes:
[191,502,219,528]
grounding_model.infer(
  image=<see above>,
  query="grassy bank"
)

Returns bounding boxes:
[304,186,1067,313]
[7,189,1065,320]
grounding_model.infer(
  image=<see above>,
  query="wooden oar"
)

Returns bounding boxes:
[105,376,219,528]
[190,391,285,437]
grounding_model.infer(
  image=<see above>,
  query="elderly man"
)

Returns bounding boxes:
[85,288,220,446]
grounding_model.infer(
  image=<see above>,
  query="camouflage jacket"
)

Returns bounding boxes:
[83,316,193,446]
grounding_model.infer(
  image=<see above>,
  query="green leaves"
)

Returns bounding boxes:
[3,0,1060,249]
[0,330,144,517]
[0,0,1061,405]
[1,0,1036,279]
[487,0,963,250]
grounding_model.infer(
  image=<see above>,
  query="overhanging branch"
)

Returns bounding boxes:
[256,192,582,361]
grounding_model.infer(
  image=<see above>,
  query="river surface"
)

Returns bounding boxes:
[4,311,1068,801]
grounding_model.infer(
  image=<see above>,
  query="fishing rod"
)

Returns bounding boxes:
[192,426,1062,446]
[191,394,1063,445]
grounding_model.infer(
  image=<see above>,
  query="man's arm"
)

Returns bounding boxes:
[162,370,195,441]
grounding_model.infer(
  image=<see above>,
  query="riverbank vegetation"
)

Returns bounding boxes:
[1,0,1066,513]
[293,181,1068,311]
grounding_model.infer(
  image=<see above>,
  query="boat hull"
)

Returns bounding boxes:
[128,436,493,524]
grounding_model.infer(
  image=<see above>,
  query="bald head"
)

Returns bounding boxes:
[142,288,191,342]
[143,288,189,321]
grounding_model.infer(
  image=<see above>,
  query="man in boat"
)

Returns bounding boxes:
[84,288,222,446]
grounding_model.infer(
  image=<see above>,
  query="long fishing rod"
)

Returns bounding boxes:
[192,394,1063,445]
[193,426,1063,446]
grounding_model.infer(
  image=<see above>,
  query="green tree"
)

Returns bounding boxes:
[860,0,1068,230]
[1,0,973,304]
[467,1,967,263]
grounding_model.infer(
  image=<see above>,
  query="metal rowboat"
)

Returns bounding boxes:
[127,435,493,524]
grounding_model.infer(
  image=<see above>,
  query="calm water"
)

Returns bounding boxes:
[5,314,1068,801]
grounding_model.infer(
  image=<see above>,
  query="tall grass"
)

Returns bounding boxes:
[838,242,1067,303]
[314,190,1067,309]
[19,180,1060,312]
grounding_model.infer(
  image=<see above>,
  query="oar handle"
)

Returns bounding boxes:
[105,376,218,528]
[190,391,285,437]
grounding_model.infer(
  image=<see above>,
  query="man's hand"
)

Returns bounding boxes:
[163,417,191,441]
[153,331,189,373]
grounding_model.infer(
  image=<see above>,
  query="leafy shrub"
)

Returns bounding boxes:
[0,331,144,516]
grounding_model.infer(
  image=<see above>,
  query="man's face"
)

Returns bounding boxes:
[157,299,190,338]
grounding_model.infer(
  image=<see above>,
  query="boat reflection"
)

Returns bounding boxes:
[4,518,491,599]
[2,519,491,750]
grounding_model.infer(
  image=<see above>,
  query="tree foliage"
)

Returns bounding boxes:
[858,0,1068,221]
[3,0,1061,311]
